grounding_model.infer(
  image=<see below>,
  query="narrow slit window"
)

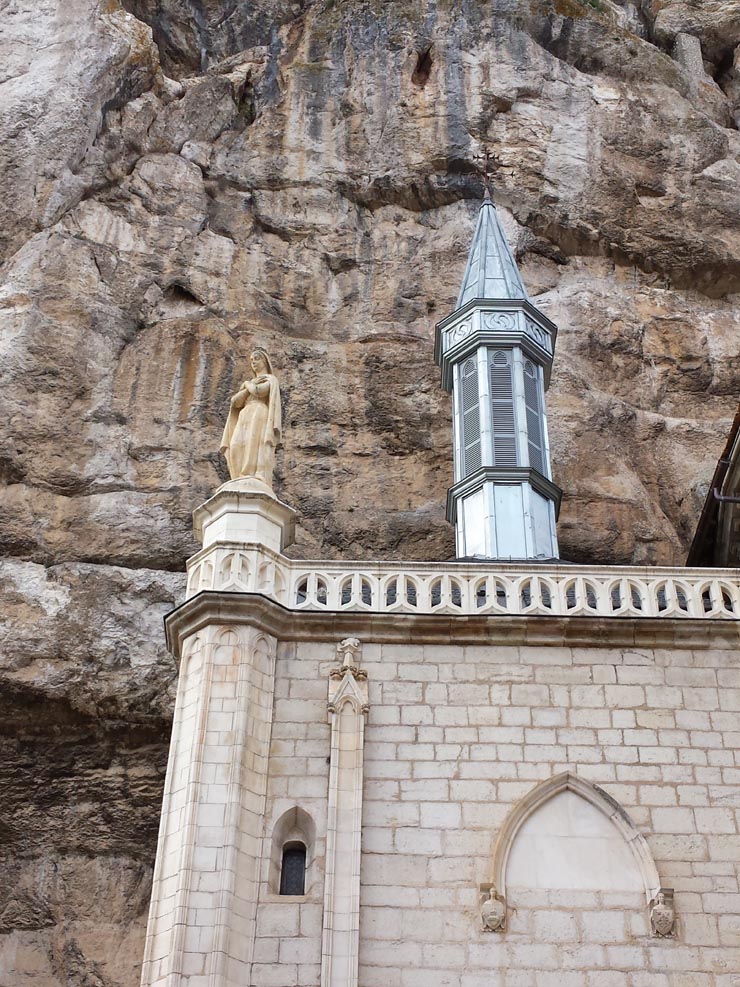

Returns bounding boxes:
[279,841,306,896]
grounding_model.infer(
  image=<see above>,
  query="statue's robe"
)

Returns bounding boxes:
[220,374,282,483]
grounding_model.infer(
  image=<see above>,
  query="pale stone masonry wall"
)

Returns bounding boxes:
[252,647,329,987]
[252,637,740,987]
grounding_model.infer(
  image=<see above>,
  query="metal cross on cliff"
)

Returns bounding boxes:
[473,147,505,201]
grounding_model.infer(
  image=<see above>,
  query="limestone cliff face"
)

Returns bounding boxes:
[1,0,739,982]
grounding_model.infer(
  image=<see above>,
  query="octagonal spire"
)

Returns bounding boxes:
[435,186,561,561]
[456,193,529,310]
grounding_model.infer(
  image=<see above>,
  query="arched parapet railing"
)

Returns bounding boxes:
[698,578,739,617]
[516,575,556,614]
[471,575,514,614]
[563,577,602,615]
[429,575,465,612]
[488,772,662,907]
[604,576,651,616]
[335,573,376,610]
[186,558,215,596]
[183,554,740,621]
[293,571,330,608]
[186,562,202,597]
[218,551,251,591]
[258,559,288,603]
[403,575,420,609]
[652,579,692,617]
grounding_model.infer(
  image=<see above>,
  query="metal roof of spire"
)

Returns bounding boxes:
[455,190,529,309]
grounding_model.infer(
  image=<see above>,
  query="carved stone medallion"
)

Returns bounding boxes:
[480,887,506,932]
[649,889,676,937]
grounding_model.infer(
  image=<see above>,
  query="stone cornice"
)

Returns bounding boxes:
[164,590,740,661]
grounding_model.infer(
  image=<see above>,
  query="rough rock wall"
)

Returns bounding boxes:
[1,0,739,983]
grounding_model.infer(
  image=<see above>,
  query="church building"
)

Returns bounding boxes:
[138,183,740,987]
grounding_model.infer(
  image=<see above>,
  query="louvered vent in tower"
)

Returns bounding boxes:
[489,351,518,468]
[459,357,481,477]
[523,360,545,474]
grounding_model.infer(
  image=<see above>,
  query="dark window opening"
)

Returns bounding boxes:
[279,841,306,896]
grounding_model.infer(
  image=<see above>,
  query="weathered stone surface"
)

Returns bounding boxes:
[0,560,179,985]
[643,0,740,64]
[1,0,739,982]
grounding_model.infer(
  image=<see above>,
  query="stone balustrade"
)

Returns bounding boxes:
[186,545,740,620]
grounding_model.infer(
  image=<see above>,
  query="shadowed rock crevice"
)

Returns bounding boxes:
[411,45,434,87]
[119,0,314,78]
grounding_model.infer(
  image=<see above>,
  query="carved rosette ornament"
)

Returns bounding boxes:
[479,885,506,933]
[649,889,676,938]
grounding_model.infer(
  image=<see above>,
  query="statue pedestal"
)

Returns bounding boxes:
[193,477,297,554]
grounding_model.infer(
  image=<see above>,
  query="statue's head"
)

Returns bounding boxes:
[250,349,272,375]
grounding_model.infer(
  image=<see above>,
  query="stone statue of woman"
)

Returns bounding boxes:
[219,349,282,490]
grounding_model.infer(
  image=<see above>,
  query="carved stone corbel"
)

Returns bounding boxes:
[649,888,676,937]
[328,637,367,685]
[479,883,506,932]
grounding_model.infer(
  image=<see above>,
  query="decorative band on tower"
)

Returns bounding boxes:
[434,183,561,561]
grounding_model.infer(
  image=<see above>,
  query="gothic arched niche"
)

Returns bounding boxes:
[268,807,317,897]
[491,773,661,906]
[507,790,643,892]
[213,626,242,664]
